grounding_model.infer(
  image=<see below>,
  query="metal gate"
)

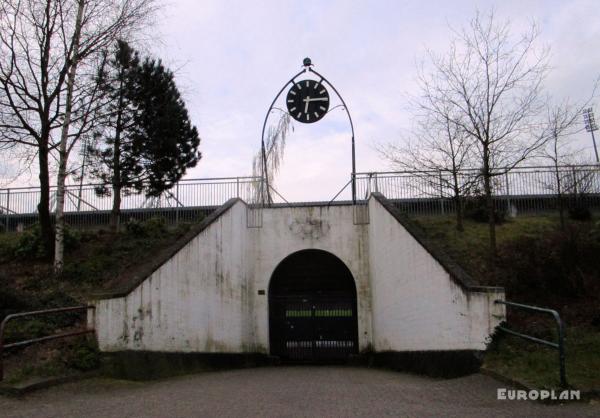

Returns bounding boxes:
[270,295,358,361]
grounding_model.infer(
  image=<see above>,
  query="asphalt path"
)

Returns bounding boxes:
[1,366,597,417]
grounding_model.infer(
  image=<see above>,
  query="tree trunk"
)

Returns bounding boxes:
[555,164,565,230]
[452,171,464,232]
[109,77,125,232]
[483,170,497,268]
[482,150,497,266]
[54,0,85,273]
[37,142,54,258]
[455,196,464,232]
[110,183,121,231]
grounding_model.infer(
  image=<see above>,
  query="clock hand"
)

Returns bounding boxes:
[304,96,310,113]
[306,97,329,102]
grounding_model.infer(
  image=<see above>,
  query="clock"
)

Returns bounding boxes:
[286,79,330,123]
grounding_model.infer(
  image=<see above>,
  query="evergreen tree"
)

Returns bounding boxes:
[90,41,201,230]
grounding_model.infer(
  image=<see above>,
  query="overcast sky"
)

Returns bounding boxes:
[147,0,599,201]
[4,1,600,201]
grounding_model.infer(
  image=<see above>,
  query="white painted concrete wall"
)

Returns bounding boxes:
[368,197,505,351]
[93,197,504,354]
[248,205,372,352]
[93,201,251,352]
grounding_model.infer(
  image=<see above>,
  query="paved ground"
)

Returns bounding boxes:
[0,367,597,417]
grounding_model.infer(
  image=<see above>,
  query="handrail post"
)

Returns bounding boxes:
[556,312,567,388]
[0,305,95,382]
[0,317,5,381]
[494,300,568,387]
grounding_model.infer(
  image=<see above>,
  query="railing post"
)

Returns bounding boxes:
[495,300,568,388]
[5,188,10,232]
[0,305,96,382]
[0,319,4,381]
[175,182,180,226]
[438,170,445,215]
[504,172,511,216]
[557,314,567,388]
[236,177,240,198]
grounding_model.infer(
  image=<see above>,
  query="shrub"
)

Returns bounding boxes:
[13,224,81,259]
[0,285,29,320]
[2,318,53,343]
[464,197,506,224]
[125,216,167,237]
[568,205,591,221]
[66,338,101,371]
[142,216,167,236]
[497,224,600,297]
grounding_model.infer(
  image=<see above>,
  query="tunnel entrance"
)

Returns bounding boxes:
[268,249,359,362]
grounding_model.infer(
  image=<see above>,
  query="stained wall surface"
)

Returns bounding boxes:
[92,197,504,353]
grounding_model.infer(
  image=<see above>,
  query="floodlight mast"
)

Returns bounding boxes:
[582,107,600,163]
[260,58,357,205]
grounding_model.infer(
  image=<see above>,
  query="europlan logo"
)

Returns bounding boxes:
[497,388,581,401]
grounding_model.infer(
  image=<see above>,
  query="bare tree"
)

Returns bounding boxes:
[418,11,551,261]
[0,0,75,255]
[252,112,292,204]
[540,92,597,229]
[0,0,155,262]
[379,102,477,231]
[52,0,157,271]
[539,99,591,229]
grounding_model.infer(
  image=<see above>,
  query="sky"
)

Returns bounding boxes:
[4,0,600,202]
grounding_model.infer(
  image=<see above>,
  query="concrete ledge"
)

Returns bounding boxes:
[0,371,99,397]
[371,350,483,378]
[101,351,277,380]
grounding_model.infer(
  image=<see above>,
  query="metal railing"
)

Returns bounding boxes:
[355,164,600,216]
[0,176,262,230]
[0,305,95,381]
[494,300,567,387]
[1,165,599,230]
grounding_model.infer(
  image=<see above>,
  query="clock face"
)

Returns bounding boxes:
[286,79,330,123]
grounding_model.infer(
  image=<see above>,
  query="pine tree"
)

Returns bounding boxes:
[90,41,201,230]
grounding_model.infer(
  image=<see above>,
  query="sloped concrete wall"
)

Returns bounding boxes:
[93,202,372,353]
[93,201,250,352]
[93,197,503,355]
[368,196,505,351]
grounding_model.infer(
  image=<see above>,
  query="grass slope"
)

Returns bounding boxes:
[0,217,199,383]
[414,214,600,390]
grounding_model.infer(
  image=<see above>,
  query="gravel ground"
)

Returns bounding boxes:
[1,366,597,418]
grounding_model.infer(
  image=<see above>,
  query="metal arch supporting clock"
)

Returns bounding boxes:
[260,58,357,205]
[260,68,305,205]
[308,66,356,205]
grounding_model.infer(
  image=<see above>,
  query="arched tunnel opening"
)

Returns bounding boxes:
[268,249,359,362]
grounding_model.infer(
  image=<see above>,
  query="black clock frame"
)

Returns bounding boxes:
[259,58,356,205]
[285,79,330,124]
